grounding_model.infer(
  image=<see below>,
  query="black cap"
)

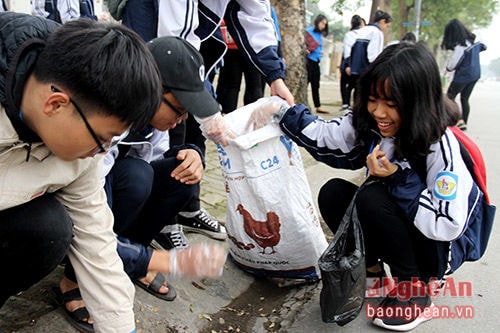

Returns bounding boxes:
[147,36,220,118]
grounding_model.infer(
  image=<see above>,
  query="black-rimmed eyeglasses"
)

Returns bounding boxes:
[51,85,129,155]
[162,96,188,120]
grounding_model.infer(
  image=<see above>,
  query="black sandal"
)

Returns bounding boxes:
[135,273,177,301]
[51,287,94,333]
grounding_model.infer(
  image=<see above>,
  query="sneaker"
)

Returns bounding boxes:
[178,209,227,241]
[339,104,350,111]
[150,224,189,250]
[371,285,434,331]
[366,263,396,298]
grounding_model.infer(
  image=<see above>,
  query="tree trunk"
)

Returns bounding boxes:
[272,0,308,104]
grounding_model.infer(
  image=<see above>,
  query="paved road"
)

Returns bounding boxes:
[1,79,498,332]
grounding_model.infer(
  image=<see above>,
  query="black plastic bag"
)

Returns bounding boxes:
[318,194,366,326]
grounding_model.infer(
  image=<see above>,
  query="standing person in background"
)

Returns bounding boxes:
[0,0,7,12]
[305,14,329,114]
[348,10,392,101]
[215,17,265,114]
[442,18,486,131]
[339,14,364,112]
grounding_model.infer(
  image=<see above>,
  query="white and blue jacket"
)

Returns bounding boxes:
[157,0,285,84]
[279,105,487,273]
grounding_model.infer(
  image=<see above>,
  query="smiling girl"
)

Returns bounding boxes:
[246,41,486,331]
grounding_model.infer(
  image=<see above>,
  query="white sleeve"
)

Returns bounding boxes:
[31,0,49,17]
[446,45,467,72]
[367,29,384,63]
[58,0,80,23]
[157,0,201,49]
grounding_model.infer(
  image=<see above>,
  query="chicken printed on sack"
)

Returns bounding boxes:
[236,204,281,254]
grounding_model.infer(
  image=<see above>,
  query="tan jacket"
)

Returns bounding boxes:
[0,107,135,333]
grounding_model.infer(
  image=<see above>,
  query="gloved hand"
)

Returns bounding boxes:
[245,97,290,131]
[169,243,227,278]
[198,112,235,146]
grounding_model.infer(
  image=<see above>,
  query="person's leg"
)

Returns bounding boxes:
[458,80,477,124]
[317,178,358,234]
[355,181,420,280]
[105,158,154,235]
[0,194,72,307]
[242,55,264,105]
[339,71,350,108]
[216,50,243,114]
[447,80,468,128]
[124,156,196,245]
[307,59,321,108]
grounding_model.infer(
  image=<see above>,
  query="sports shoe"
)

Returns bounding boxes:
[178,209,227,241]
[150,224,189,250]
[371,284,434,331]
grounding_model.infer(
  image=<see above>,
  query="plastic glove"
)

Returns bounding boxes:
[245,98,290,131]
[198,112,235,146]
[169,243,227,278]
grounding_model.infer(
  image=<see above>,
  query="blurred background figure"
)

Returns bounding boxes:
[305,14,329,114]
[441,18,486,131]
[339,14,364,112]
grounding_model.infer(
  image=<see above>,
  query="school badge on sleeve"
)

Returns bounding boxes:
[434,171,458,200]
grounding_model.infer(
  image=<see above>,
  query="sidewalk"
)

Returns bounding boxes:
[1,78,498,333]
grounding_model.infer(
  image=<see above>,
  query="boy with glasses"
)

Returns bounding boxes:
[0,12,160,333]
[0,14,227,333]
[56,36,230,332]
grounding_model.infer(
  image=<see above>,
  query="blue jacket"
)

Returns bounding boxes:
[305,26,323,62]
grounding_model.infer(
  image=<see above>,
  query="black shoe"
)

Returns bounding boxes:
[178,209,227,241]
[150,224,189,250]
[371,288,434,331]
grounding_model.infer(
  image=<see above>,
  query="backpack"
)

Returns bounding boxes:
[349,39,369,76]
[446,126,496,274]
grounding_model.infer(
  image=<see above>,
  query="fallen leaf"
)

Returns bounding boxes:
[198,313,212,321]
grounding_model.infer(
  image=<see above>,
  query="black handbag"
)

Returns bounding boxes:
[318,185,366,326]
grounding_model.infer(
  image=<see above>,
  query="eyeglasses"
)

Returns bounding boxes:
[162,96,188,120]
[51,86,129,155]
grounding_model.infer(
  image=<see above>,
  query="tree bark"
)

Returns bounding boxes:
[271,0,308,105]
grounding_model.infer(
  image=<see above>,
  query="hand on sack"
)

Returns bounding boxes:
[245,100,289,131]
[169,243,227,278]
[199,112,236,146]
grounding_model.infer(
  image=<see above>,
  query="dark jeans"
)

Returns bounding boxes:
[0,194,73,307]
[318,178,448,282]
[307,58,321,107]
[216,49,264,114]
[104,157,197,245]
[447,79,478,124]
[340,71,355,107]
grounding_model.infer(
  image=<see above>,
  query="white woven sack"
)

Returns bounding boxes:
[217,97,328,279]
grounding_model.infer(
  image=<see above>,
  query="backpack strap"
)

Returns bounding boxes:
[449,126,489,204]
